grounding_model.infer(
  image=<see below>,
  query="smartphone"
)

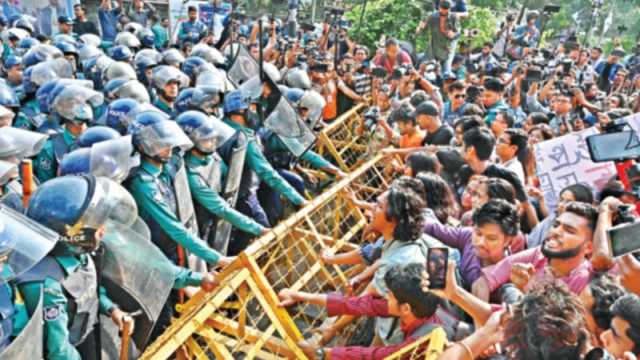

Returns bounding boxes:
[587,131,640,163]
[608,222,640,257]
[427,247,449,290]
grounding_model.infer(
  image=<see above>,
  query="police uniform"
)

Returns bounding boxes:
[258,128,335,223]
[16,252,116,360]
[177,20,207,44]
[221,117,305,253]
[34,128,78,183]
[153,97,177,119]
[0,281,29,352]
[185,151,266,245]
[13,98,40,131]
[127,159,222,265]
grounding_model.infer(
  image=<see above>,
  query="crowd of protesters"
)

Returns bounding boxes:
[0,0,639,359]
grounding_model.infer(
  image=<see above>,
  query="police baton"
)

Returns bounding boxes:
[20,159,34,208]
[119,310,143,360]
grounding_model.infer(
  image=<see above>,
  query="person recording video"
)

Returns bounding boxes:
[415,0,460,75]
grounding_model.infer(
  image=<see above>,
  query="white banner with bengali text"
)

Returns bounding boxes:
[534,128,616,210]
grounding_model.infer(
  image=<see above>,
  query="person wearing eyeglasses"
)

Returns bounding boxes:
[443,81,468,126]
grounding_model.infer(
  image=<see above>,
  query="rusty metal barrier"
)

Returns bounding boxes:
[312,104,369,172]
[141,153,448,359]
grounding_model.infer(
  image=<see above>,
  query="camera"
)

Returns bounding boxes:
[371,67,388,78]
[363,106,381,131]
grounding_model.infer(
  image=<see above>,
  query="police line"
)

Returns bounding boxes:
[140,152,446,359]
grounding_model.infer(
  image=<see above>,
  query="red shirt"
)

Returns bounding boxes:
[373,51,413,75]
[326,294,444,359]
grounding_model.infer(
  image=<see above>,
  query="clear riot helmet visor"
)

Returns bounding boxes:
[89,136,138,184]
[0,161,17,186]
[0,127,48,160]
[77,177,138,233]
[0,205,59,282]
[138,120,193,156]
[192,124,218,153]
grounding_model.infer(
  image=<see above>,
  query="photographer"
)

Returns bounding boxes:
[373,38,413,75]
[416,0,459,75]
[508,11,540,60]
[595,47,626,93]
[493,13,517,58]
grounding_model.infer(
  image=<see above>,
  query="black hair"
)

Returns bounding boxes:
[560,183,594,204]
[389,103,415,125]
[529,112,549,125]
[528,124,554,141]
[504,281,590,360]
[455,115,483,133]
[472,199,519,236]
[416,172,459,224]
[497,110,515,128]
[448,81,465,93]
[386,177,426,242]
[611,293,640,354]
[483,177,516,203]
[462,103,485,117]
[588,273,626,332]
[504,128,529,159]
[384,263,441,318]
[385,38,399,47]
[406,151,439,176]
[410,90,429,108]
[463,126,495,161]
[563,201,598,233]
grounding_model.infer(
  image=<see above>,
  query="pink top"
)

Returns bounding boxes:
[481,247,594,295]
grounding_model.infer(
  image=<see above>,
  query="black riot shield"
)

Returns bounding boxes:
[0,290,44,359]
[100,218,176,350]
[212,139,248,255]
[227,44,260,87]
[264,94,317,158]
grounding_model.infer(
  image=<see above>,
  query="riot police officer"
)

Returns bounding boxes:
[126,108,234,267]
[15,175,133,359]
[151,65,188,118]
[177,111,270,253]
[0,127,48,210]
[34,85,104,182]
[221,90,308,254]
[0,203,59,357]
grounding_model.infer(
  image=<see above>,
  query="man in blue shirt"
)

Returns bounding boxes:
[98,0,121,42]
[177,6,207,44]
[0,0,19,20]
[442,81,467,126]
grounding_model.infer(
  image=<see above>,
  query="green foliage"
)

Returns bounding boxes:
[344,1,499,53]
[459,6,498,49]
[345,0,426,51]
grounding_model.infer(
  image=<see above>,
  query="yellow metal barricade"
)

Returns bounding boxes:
[142,131,447,359]
[142,154,391,359]
[312,104,369,172]
[383,327,448,360]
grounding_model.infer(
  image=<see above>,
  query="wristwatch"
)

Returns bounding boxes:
[315,348,326,360]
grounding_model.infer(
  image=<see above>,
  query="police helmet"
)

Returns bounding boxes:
[76,126,121,148]
[27,175,137,252]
